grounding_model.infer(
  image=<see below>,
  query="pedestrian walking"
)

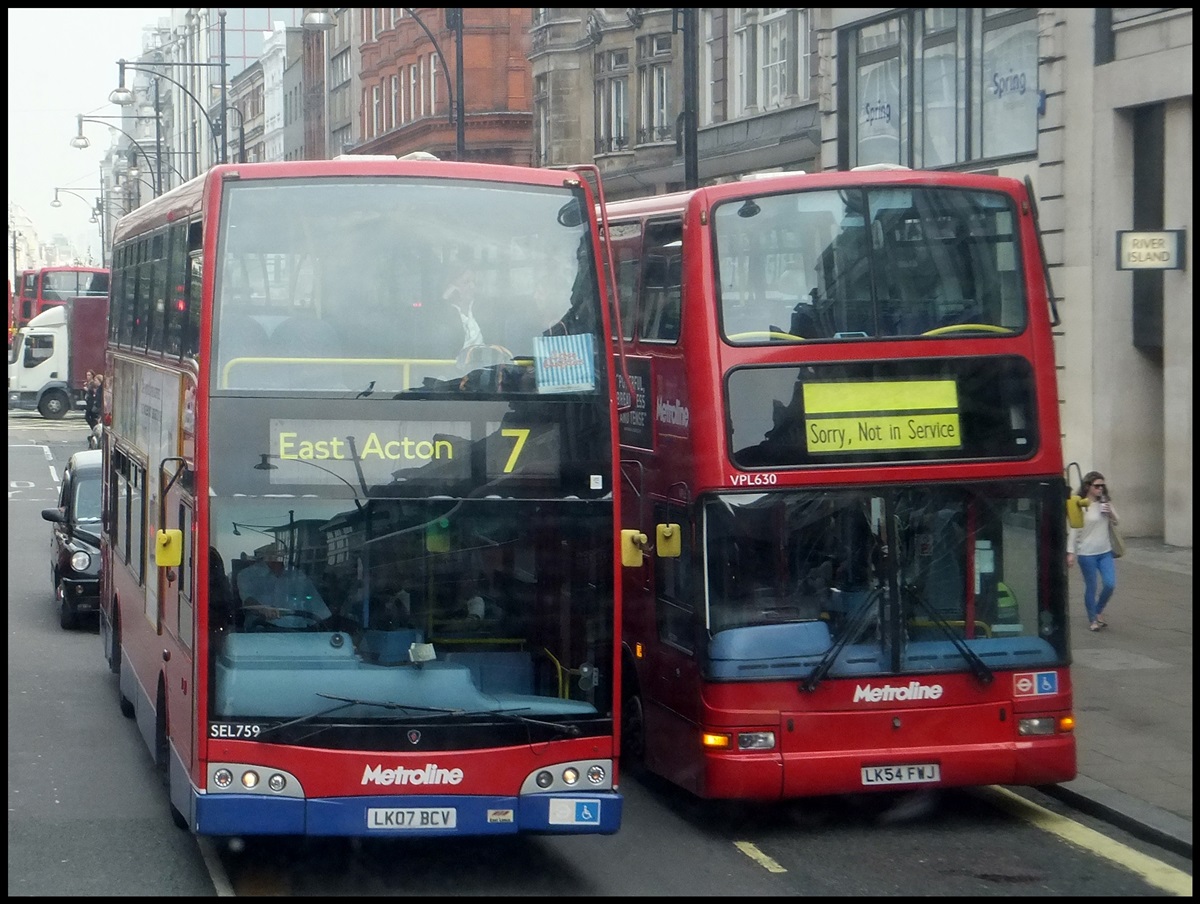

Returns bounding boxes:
[83,371,99,429]
[85,373,104,449]
[1067,469,1120,631]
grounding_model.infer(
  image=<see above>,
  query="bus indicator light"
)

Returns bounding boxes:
[702,732,732,749]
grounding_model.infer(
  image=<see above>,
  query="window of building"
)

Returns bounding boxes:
[729,8,810,119]
[429,54,438,117]
[419,57,427,118]
[594,50,629,154]
[638,34,673,144]
[408,64,418,121]
[848,8,1039,168]
[392,74,401,127]
[372,84,382,137]
[701,10,717,127]
[534,73,550,165]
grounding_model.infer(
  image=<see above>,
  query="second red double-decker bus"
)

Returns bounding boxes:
[607,167,1076,801]
[100,156,624,837]
[12,265,110,333]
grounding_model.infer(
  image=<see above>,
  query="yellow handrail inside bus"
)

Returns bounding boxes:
[220,355,459,389]
[920,323,1014,336]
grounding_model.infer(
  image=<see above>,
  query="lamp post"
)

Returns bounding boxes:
[50,188,104,266]
[10,230,20,292]
[219,9,228,166]
[110,50,227,166]
[302,9,336,159]
[224,103,246,163]
[70,115,188,195]
[402,7,465,159]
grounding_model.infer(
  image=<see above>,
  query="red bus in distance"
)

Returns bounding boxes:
[100,156,625,838]
[607,168,1075,801]
[10,266,109,338]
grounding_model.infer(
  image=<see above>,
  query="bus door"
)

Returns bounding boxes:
[642,500,701,786]
[148,370,196,780]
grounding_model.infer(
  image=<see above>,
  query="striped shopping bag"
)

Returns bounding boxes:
[533,333,595,393]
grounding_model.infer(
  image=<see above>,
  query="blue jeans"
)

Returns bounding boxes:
[1077,552,1117,623]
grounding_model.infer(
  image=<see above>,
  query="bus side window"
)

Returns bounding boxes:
[639,222,682,343]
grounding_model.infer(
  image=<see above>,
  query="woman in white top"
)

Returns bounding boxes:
[1066,470,1120,631]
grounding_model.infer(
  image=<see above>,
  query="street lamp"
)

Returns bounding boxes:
[402,7,465,159]
[224,103,246,163]
[50,187,103,210]
[302,9,336,159]
[70,114,187,195]
[109,14,228,168]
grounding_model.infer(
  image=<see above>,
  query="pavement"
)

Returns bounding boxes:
[1035,536,1193,859]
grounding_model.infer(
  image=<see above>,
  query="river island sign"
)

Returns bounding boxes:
[1116,230,1186,271]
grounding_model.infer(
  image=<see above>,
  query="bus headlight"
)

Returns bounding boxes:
[1017,718,1056,736]
[561,767,580,785]
[268,773,287,792]
[586,765,606,785]
[737,731,776,750]
[241,770,260,789]
[213,768,233,789]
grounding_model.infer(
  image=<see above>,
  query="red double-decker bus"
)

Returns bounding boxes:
[607,168,1076,801]
[99,156,625,837]
[11,265,109,335]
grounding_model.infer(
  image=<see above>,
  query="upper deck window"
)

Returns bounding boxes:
[212,177,604,397]
[714,185,1027,343]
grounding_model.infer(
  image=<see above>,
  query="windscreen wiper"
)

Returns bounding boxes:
[800,588,882,693]
[255,695,460,740]
[904,586,994,685]
[320,694,581,736]
[455,708,581,737]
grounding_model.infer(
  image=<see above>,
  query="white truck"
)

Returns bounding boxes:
[7,296,108,419]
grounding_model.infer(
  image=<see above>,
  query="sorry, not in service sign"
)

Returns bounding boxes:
[803,380,962,454]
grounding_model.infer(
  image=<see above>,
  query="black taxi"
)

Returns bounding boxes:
[41,449,103,629]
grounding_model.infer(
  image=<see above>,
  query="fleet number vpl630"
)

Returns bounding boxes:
[730,472,778,487]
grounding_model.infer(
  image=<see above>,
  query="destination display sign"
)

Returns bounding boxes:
[802,380,962,454]
[726,357,1037,468]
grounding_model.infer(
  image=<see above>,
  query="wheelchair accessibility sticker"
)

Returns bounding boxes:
[1013,671,1058,697]
[548,798,601,825]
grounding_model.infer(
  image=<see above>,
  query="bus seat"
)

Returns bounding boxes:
[263,317,349,389]
[272,316,344,359]
[218,316,271,388]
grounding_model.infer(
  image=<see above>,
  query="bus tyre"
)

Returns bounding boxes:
[621,689,647,771]
[37,389,71,420]
[155,682,170,774]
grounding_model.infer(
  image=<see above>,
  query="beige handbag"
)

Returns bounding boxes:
[1108,522,1126,558]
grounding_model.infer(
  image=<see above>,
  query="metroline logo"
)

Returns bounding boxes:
[361,764,465,786]
[852,682,944,703]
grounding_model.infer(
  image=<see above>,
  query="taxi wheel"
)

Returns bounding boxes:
[56,581,78,630]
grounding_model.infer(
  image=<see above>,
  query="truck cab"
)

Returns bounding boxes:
[7,296,106,419]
